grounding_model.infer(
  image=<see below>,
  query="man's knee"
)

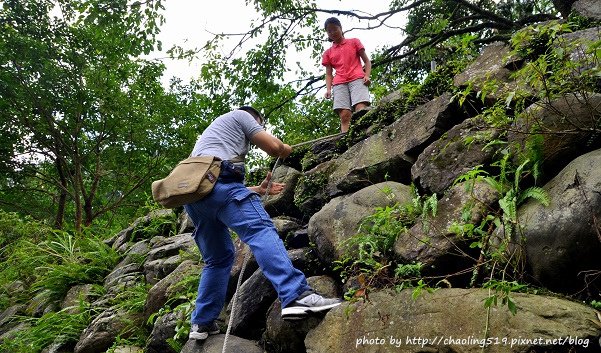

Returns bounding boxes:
[203,247,235,268]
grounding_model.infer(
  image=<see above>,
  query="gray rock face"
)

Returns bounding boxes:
[327,93,462,196]
[143,260,201,323]
[517,148,601,292]
[61,284,96,314]
[309,182,414,264]
[394,180,499,275]
[508,92,601,179]
[264,165,303,218]
[227,268,277,340]
[110,209,174,251]
[558,26,601,76]
[573,0,601,20]
[412,117,501,194]
[263,276,339,353]
[453,42,527,103]
[305,288,601,353]
[74,309,140,353]
[145,311,184,353]
[180,334,263,353]
[272,216,302,242]
[0,304,25,336]
[294,160,338,219]
[143,233,196,284]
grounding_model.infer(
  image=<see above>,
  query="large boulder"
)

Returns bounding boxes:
[263,165,303,218]
[394,180,499,277]
[517,148,601,293]
[305,288,600,352]
[143,260,202,323]
[74,309,142,353]
[143,233,197,284]
[61,284,96,314]
[557,26,601,75]
[412,117,501,194]
[263,276,339,353]
[226,268,277,340]
[327,93,465,196]
[181,334,263,353]
[573,0,601,20]
[453,42,527,103]
[145,311,185,353]
[294,160,338,219]
[309,182,414,265]
[508,92,601,179]
[109,209,175,251]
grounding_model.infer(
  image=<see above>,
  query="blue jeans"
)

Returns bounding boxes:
[184,181,310,325]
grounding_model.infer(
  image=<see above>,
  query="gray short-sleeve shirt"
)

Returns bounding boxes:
[191,110,263,161]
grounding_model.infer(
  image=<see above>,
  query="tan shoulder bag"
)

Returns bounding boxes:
[151,156,222,208]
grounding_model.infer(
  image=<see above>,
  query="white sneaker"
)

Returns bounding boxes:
[281,290,342,320]
[189,322,220,340]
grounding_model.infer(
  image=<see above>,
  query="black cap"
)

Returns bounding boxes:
[238,106,264,123]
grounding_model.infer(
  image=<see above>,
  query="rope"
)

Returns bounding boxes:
[289,132,346,149]
[222,157,282,353]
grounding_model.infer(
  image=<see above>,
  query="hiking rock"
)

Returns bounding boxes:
[272,216,303,242]
[74,309,142,353]
[305,288,601,353]
[264,165,303,218]
[394,180,499,277]
[263,276,338,353]
[110,209,175,251]
[412,117,501,194]
[226,268,277,340]
[145,311,185,353]
[508,92,601,180]
[143,233,196,284]
[181,334,263,353]
[573,0,601,20]
[61,284,96,314]
[327,93,463,196]
[453,42,527,104]
[294,160,338,219]
[143,260,201,323]
[309,182,413,264]
[517,148,601,293]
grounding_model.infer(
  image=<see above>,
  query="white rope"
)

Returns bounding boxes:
[221,157,282,353]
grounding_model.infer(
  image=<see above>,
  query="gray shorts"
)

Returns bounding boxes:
[332,78,371,111]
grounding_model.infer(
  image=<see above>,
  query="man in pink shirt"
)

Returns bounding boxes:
[322,17,372,133]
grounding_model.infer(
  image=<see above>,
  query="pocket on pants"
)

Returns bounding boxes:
[232,191,272,224]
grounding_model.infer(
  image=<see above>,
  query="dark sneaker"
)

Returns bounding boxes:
[281,290,342,320]
[189,322,220,340]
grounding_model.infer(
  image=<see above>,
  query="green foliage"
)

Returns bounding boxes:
[334,185,441,297]
[130,211,177,241]
[0,0,204,231]
[30,231,120,302]
[483,279,528,315]
[111,282,150,314]
[0,304,94,353]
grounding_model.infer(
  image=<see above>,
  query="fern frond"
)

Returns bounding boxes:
[518,187,549,206]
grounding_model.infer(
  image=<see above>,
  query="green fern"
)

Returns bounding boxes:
[518,187,549,206]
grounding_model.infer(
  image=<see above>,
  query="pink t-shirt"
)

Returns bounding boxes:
[322,38,365,85]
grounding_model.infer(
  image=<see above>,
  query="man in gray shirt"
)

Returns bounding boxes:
[185,106,341,340]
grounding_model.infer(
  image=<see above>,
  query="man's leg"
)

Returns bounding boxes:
[184,202,235,328]
[337,108,352,133]
[332,83,352,132]
[217,191,311,308]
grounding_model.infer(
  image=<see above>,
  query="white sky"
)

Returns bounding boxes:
[152,0,407,86]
